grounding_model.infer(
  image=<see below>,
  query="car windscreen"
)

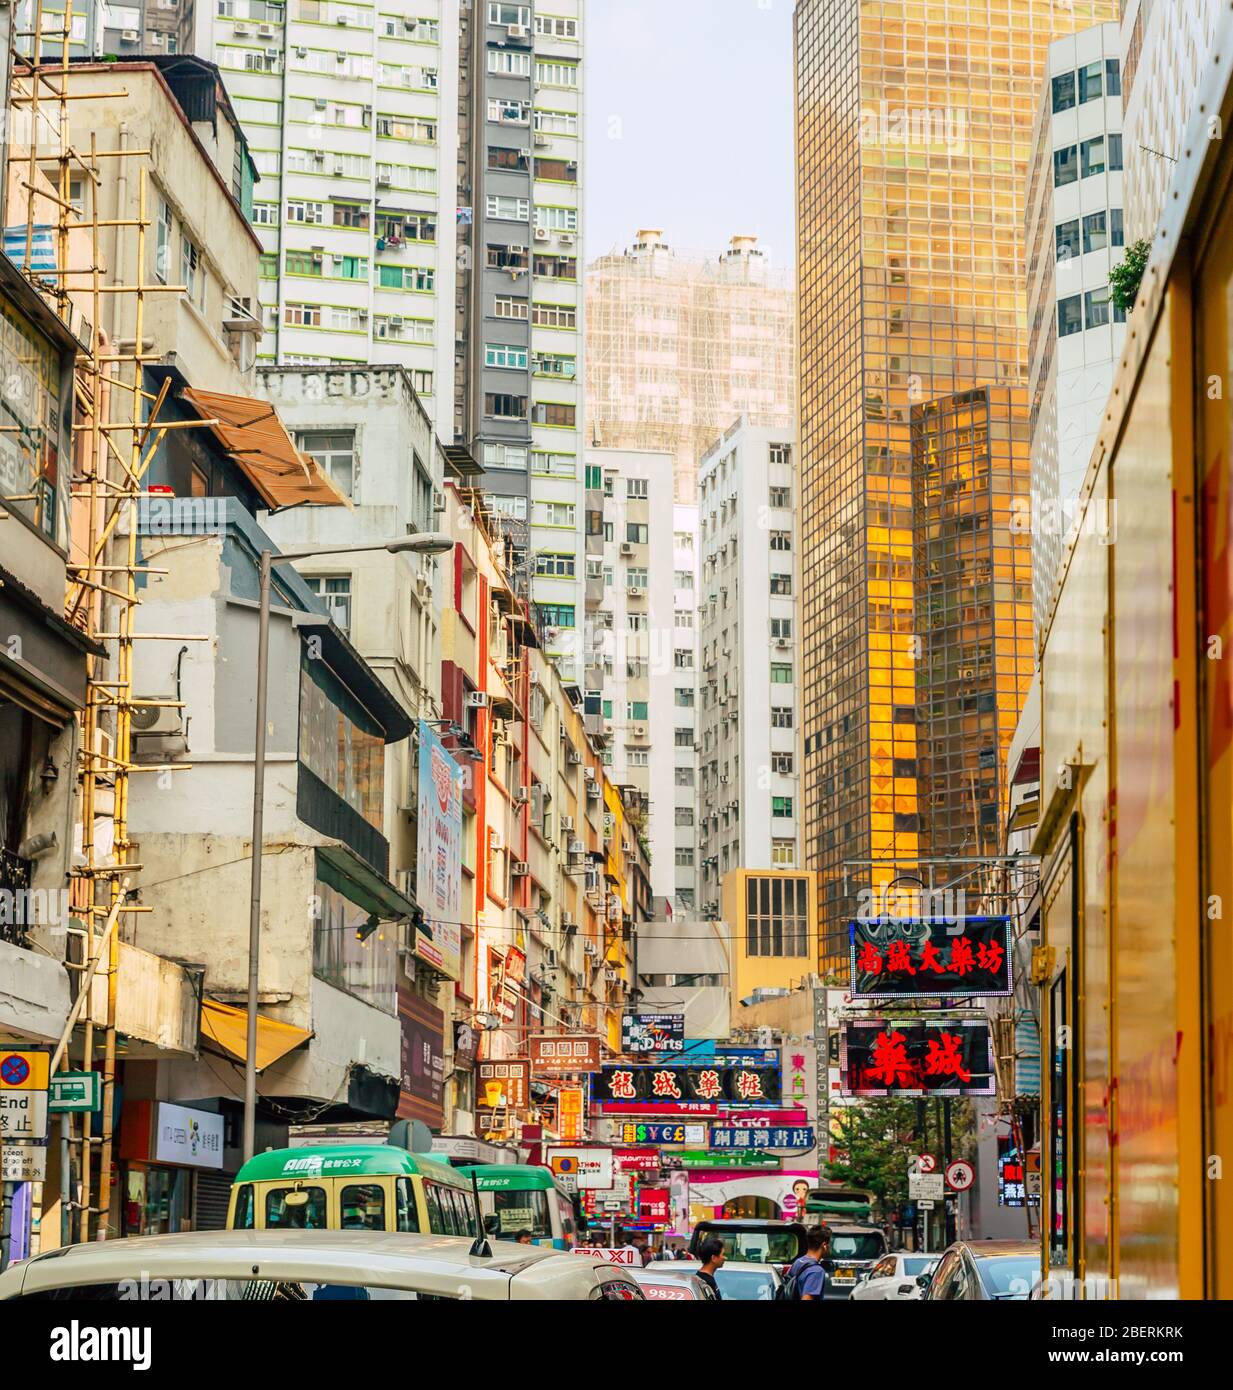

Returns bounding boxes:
[16,1280,457,1301]
[902,1257,933,1276]
[703,1230,800,1263]
[715,1268,778,1301]
[975,1256,1040,1299]
[829,1233,885,1260]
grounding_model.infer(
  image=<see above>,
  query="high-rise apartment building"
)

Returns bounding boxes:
[1120,0,1218,242]
[696,419,802,916]
[585,229,794,502]
[1027,23,1127,633]
[794,0,1117,972]
[454,1,586,679]
[582,447,696,913]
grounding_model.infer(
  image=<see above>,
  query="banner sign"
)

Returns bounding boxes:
[621,1012,685,1054]
[710,1126,815,1150]
[667,1150,782,1170]
[414,721,464,980]
[848,917,1012,1000]
[397,987,445,1128]
[614,1147,660,1172]
[678,1043,780,1067]
[638,1186,672,1223]
[840,1018,996,1097]
[597,1064,781,1108]
[616,1122,708,1146]
[529,1034,601,1074]
[548,1147,613,1190]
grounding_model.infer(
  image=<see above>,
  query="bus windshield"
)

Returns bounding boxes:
[485,1188,552,1240]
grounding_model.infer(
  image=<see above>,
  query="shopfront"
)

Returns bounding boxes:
[118,1100,226,1236]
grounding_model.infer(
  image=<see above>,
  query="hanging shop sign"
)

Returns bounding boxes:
[529,1034,602,1074]
[615,1122,708,1146]
[548,1146,613,1190]
[414,720,464,981]
[709,1125,815,1151]
[638,1187,672,1223]
[840,1018,995,1097]
[477,1058,531,1111]
[614,1147,660,1172]
[621,1012,685,1054]
[596,1064,781,1108]
[558,1086,587,1143]
[848,917,1012,1000]
[152,1102,225,1170]
[397,987,445,1129]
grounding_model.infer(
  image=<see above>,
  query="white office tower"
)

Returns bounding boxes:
[1026,23,1127,635]
[696,419,801,919]
[191,1,462,437]
[670,506,699,915]
[1120,0,1219,243]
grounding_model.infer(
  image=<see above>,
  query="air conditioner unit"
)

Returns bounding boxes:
[544,947,559,969]
[314,96,328,110]
[534,132,549,147]
[233,21,251,34]
[150,31,164,44]
[625,585,644,598]
[390,314,405,328]
[265,46,280,60]
[511,860,530,877]
[631,724,646,738]
[332,161,346,175]
[533,226,550,241]
[619,543,634,556]
[719,775,730,784]
[775,638,791,649]
[559,232,576,245]
[568,749,582,765]
[960,666,976,680]
[508,23,529,38]
[466,690,490,709]
[259,22,274,36]
[337,12,350,23]
[583,940,598,958]
[377,172,392,186]
[513,786,530,806]
[569,839,585,857]
[433,488,447,513]
[336,50,348,61]
[121,29,138,42]
[129,701,184,738]
[296,45,308,57]
[404,18,418,31]
[603,967,618,984]
[560,814,574,832]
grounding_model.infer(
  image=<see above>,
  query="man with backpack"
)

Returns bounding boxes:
[786,1225,832,1300]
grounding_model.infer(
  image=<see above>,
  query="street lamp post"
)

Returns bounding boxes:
[243,532,453,1162]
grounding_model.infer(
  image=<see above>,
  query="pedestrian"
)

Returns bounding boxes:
[629,1232,653,1266]
[514,1230,534,1246]
[696,1236,726,1299]
[785,1224,831,1300]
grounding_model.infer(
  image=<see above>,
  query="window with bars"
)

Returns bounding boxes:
[745,875,808,957]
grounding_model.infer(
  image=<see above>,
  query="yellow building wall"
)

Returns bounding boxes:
[723,869,818,1028]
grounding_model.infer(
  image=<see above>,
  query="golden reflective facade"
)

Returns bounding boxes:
[793,0,1117,974]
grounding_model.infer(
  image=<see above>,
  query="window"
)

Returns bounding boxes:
[772,752,794,774]
[487,48,531,75]
[674,727,694,748]
[334,202,371,230]
[1053,145,1078,187]
[534,109,579,137]
[533,253,578,280]
[674,610,694,629]
[485,342,528,370]
[1085,285,1122,329]
[533,501,576,528]
[535,158,577,183]
[493,295,529,320]
[297,430,356,496]
[1105,58,1121,97]
[770,573,792,595]
[1078,60,1102,103]
[675,847,695,867]
[626,567,649,588]
[537,602,575,628]
[535,14,577,37]
[626,523,648,544]
[340,1184,385,1231]
[532,401,576,427]
[487,194,530,221]
[491,494,528,520]
[675,688,695,707]
[286,249,323,278]
[483,443,528,471]
[533,352,577,378]
[675,766,695,786]
[181,234,205,309]
[770,617,792,639]
[487,243,529,272]
[585,464,603,489]
[770,663,793,683]
[1081,211,1107,254]
[675,569,694,589]
[155,198,173,283]
[1080,136,1106,178]
[484,392,527,419]
[303,572,351,633]
[251,202,277,227]
[488,146,529,172]
[259,252,278,279]
[627,613,648,632]
[531,302,577,329]
[769,443,791,465]
[1051,71,1075,112]
[287,199,325,225]
[628,748,649,767]
[532,451,576,476]
[1110,207,1125,247]
[771,707,794,728]
[772,796,793,818]
[535,59,578,87]
[771,840,796,866]
[626,478,649,500]
[265,1187,327,1228]
[673,650,693,669]
[770,531,792,551]
[1055,219,1080,262]
[1057,295,1082,337]
[534,552,575,577]
[769,485,791,507]
[625,700,649,721]
[1108,133,1123,170]
[489,97,530,124]
[745,874,808,956]
[395,1178,419,1233]
[488,1,530,23]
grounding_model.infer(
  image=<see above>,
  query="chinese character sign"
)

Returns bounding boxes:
[529,1034,602,1074]
[596,1065,782,1107]
[639,1187,672,1223]
[840,1019,995,1097]
[477,1059,531,1110]
[848,917,1012,1000]
[621,1012,686,1053]
[558,1086,586,1143]
[414,721,464,981]
[709,1127,816,1150]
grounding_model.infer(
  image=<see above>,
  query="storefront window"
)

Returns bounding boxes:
[123,1166,191,1237]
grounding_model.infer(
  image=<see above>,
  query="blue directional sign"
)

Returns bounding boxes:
[710,1126,815,1151]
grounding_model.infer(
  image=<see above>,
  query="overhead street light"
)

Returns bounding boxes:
[243,533,455,1161]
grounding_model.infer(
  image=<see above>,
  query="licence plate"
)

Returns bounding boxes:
[836,1268,855,1281]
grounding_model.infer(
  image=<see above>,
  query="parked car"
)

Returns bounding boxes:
[921,1241,1040,1301]
[851,1253,938,1301]
[631,1268,718,1301]
[644,1257,784,1301]
[0,1230,646,1302]
[687,1219,806,1266]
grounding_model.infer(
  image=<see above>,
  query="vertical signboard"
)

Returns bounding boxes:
[415,719,463,980]
[397,987,445,1128]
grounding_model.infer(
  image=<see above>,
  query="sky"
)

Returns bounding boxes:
[584,0,796,266]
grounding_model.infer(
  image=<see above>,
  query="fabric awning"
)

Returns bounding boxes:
[200,998,313,1071]
[180,387,351,511]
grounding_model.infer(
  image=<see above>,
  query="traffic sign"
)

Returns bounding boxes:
[909,1172,944,1201]
[945,1159,975,1192]
[1,1145,48,1182]
[0,1051,49,1092]
[49,1072,102,1114]
[917,1152,938,1173]
[917,1199,936,1210]
[0,1090,48,1140]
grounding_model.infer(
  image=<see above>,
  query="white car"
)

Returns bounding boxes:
[850,1253,938,1301]
[643,1258,783,1301]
